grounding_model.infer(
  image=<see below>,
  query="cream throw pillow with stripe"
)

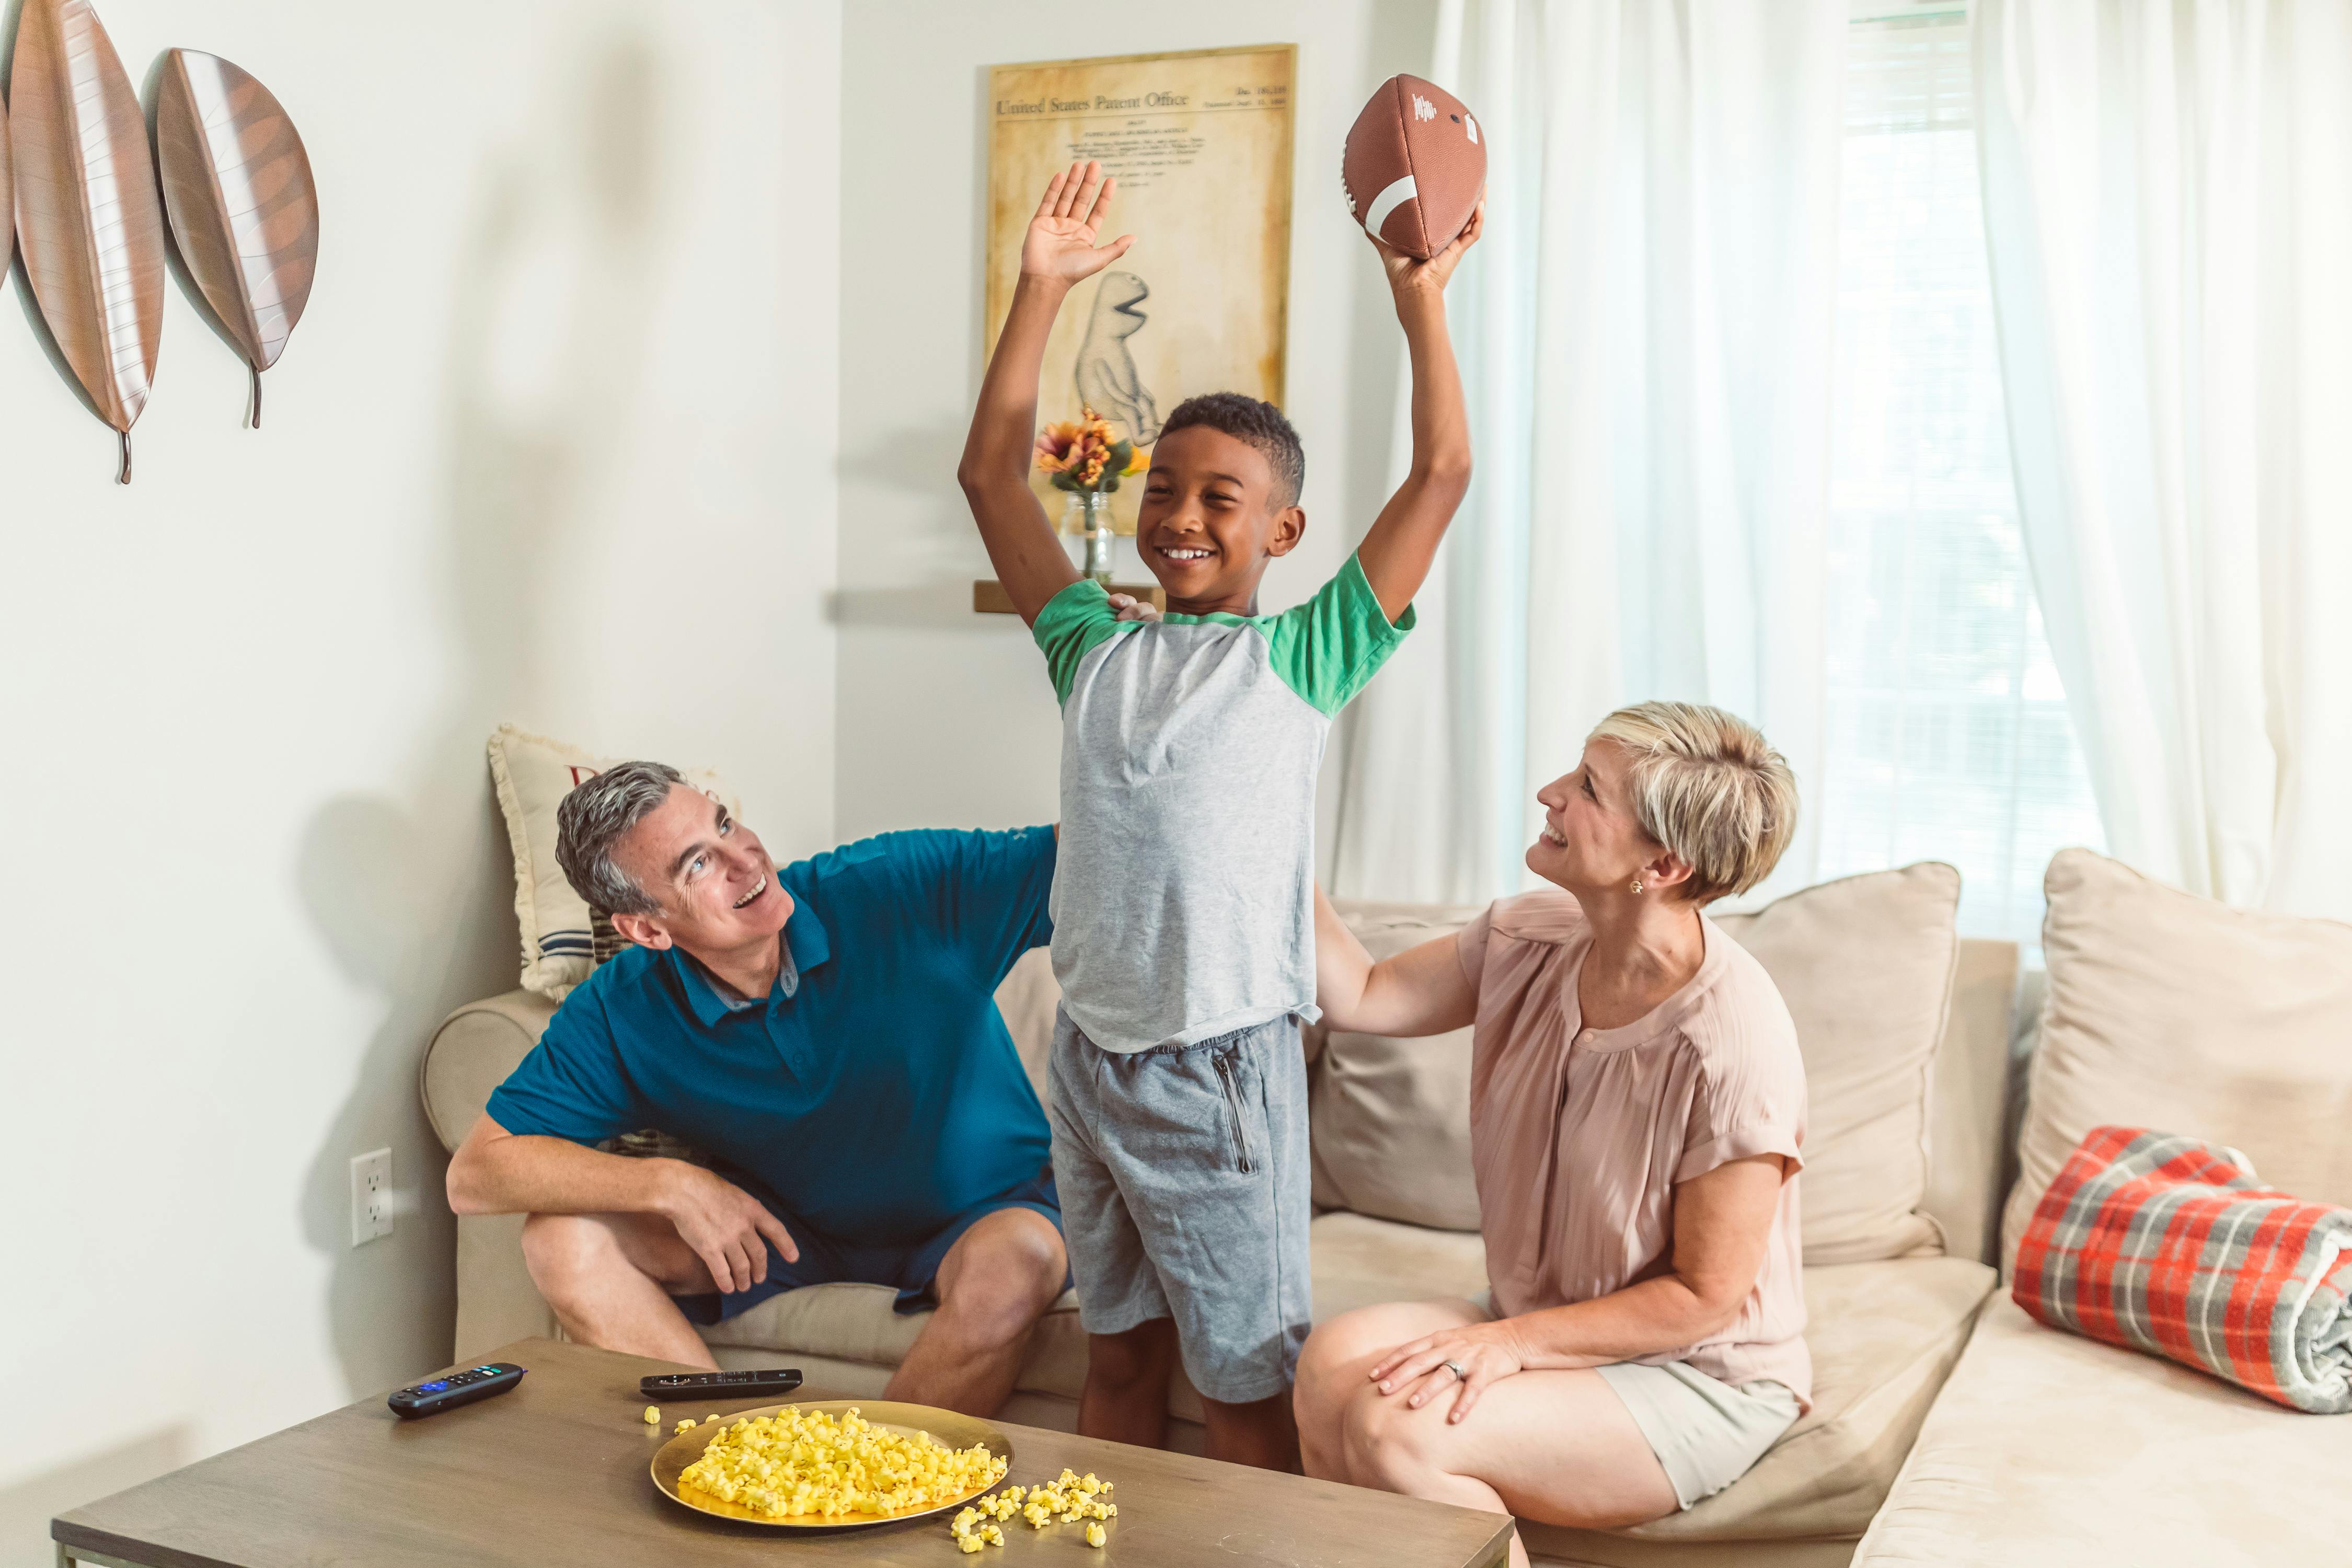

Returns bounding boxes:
[487,724,740,1002]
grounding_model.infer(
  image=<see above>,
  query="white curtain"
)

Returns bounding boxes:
[1975,0,2352,919]
[1330,0,1849,904]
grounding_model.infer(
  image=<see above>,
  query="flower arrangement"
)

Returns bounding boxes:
[1035,406,1148,493]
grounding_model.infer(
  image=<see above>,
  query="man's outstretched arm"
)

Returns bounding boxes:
[1353,199,1485,624]
[958,160,1136,626]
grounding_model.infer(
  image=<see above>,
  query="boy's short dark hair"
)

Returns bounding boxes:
[1159,393,1305,509]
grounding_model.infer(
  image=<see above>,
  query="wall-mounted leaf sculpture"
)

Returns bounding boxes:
[155,49,319,431]
[9,0,167,483]
[0,103,14,282]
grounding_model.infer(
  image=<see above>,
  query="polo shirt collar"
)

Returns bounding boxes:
[671,895,831,1026]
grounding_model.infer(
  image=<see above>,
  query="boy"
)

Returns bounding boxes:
[957,159,1480,1468]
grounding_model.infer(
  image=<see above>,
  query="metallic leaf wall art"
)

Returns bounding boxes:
[0,107,14,282]
[9,0,167,482]
[155,49,319,430]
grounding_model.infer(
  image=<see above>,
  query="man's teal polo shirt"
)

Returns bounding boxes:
[486,826,1055,1248]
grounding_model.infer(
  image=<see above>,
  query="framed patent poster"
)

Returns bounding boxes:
[984,44,1296,534]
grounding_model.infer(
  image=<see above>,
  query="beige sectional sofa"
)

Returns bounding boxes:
[419,850,2350,1565]
[1848,851,2352,1566]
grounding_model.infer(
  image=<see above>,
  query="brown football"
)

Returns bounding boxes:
[1341,74,1485,259]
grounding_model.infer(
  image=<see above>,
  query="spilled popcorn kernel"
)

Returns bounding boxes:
[674,1419,695,1434]
[643,1405,661,1426]
[1087,1522,1108,1548]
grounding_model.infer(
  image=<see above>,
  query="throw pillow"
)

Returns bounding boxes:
[1310,903,1487,1230]
[2013,1125,2352,1412]
[1716,862,1961,1264]
[2002,849,2352,1273]
[486,724,740,1002]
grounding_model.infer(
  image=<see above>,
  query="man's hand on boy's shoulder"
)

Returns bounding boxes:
[1109,592,1161,624]
[1370,193,1486,305]
[1021,159,1136,289]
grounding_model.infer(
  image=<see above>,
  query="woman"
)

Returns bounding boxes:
[1294,701,1807,1564]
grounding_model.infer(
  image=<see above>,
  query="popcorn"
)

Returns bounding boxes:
[643,1405,661,1425]
[674,1419,695,1434]
[1087,1523,1108,1548]
[676,1405,1007,1521]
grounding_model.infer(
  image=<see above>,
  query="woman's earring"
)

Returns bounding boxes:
[1630,877,1644,895]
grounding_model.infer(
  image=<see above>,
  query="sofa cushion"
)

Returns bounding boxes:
[1851,1295,2352,1566]
[1310,904,1487,1229]
[1313,870,1962,1264]
[1516,1255,1996,1558]
[1713,865,1960,1264]
[2001,849,2352,1273]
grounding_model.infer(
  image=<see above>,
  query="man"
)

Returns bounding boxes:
[445,762,1068,1416]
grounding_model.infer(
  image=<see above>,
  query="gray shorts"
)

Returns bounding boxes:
[1594,1362,1801,1509]
[1046,1006,1312,1405]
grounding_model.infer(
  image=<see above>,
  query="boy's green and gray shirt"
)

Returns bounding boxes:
[1033,551,1413,1054]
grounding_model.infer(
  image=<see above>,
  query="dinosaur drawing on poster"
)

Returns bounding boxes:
[1074,270,1161,444]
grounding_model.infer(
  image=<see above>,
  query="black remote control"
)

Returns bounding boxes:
[639,1368,804,1399]
[388,1362,526,1419]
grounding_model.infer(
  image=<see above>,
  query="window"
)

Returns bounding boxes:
[1815,5,2104,944]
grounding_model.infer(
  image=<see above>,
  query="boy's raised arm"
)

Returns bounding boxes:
[958,160,1136,627]
[1353,200,1484,624]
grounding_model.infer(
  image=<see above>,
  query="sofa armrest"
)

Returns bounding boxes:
[419,989,558,1153]
[453,1214,559,1362]
[421,990,562,1360]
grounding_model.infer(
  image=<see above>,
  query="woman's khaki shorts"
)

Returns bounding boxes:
[1593,1361,1800,1509]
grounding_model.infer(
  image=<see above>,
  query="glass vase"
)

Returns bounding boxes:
[1064,490,1115,585]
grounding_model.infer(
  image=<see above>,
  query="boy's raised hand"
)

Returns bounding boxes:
[1368,194,1485,300]
[1022,160,1136,285]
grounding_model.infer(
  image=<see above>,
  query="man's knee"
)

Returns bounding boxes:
[520,1213,608,1292]
[520,1212,663,1308]
[937,1211,1067,1342]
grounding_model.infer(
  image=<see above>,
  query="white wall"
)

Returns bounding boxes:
[834,0,1438,838]
[0,3,839,1562]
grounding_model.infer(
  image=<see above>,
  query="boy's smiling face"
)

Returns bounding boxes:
[1136,425,1306,615]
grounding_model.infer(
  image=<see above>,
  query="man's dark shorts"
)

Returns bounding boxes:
[673,1165,1068,1325]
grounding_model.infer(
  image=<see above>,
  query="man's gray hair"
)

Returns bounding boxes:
[555,760,685,916]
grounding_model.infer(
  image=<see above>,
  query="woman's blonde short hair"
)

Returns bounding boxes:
[1588,701,1798,904]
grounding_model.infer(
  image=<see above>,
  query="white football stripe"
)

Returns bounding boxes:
[1363,175,1419,243]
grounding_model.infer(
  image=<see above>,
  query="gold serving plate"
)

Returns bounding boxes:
[650,1399,1014,1531]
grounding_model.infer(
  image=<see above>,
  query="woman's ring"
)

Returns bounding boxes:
[1442,1359,1468,1382]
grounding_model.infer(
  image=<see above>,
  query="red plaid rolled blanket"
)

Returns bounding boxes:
[2013,1126,2352,1413]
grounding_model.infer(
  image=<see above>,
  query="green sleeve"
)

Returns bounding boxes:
[1031,579,1124,705]
[1264,550,1417,717]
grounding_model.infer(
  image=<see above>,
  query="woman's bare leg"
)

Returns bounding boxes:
[1295,1299,1487,1481]
[1340,1365,1679,1568]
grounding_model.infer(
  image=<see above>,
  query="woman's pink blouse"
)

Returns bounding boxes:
[1458,889,1812,1406]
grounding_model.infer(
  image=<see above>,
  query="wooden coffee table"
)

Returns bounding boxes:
[53,1338,1513,1567]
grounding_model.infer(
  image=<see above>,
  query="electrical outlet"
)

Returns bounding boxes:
[350,1148,394,1246]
